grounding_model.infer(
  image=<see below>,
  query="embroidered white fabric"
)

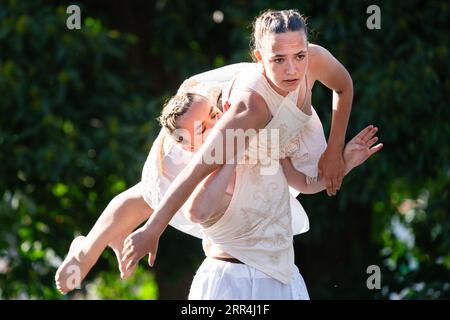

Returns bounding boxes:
[141,132,310,239]
[141,63,316,239]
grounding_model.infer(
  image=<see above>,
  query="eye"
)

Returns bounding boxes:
[296,54,306,61]
[274,58,284,64]
[216,93,222,108]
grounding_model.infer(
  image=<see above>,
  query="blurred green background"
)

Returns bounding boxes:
[0,0,449,299]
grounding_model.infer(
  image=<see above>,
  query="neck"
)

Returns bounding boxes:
[261,70,291,97]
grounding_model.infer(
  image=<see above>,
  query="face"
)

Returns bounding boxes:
[255,31,308,96]
[175,97,222,152]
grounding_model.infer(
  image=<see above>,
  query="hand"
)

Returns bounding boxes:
[121,224,159,271]
[318,148,346,196]
[343,125,383,170]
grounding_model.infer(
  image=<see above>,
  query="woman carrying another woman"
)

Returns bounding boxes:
[121,9,380,299]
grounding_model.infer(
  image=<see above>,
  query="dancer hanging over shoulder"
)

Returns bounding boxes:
[122,8,356,279]
[55,90,381,295]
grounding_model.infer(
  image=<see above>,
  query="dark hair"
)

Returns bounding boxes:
[250,9,308,54]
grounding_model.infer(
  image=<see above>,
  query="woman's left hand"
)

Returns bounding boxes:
[343,125,383,170]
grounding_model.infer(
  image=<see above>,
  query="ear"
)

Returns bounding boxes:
[254,49,263,62]
[254,50,266,74]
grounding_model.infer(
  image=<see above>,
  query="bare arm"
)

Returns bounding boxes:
[281,125,382,195]
[281,157,351,194]
[121,92,271,268]
[185,163,236,223]
[145,92,270,235]
[309,44,354,195]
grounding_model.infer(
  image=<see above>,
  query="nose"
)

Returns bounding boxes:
[203,114,221,139]
[286,59,296,75]
[211,112,221,126]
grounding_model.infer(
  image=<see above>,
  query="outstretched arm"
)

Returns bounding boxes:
[282,125,382,194]
[309,44,354,196]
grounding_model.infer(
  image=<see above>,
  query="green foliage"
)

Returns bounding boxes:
[81,265,159,300]
[0,0,158,299]
[294,0,450,299]
[0,0,449,299]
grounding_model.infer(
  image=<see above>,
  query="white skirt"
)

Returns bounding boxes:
[188,258,310,300]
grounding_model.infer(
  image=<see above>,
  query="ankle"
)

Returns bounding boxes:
[73,242,97,265]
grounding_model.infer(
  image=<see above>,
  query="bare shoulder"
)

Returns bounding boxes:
[308,43,343,83]
[227,90,272,129]
[246,90,268,112]
[230,89,270,121]
[308,44,333,59]
[308,44,333,71]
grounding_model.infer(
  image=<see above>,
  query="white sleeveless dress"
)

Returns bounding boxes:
[188,65,325,300]
[141,63,316,239]
[140,63,327,299]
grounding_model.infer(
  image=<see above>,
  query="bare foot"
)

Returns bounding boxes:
[54,236,95,294]
[109,237,137,279]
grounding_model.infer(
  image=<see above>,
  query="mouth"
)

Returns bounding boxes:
[283,79,299,85]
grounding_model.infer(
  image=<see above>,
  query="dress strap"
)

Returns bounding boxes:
[298,74,310,113]
[223,76,238,112]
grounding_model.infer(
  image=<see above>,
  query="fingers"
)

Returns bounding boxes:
[122,236,132,254]
[125,259,137,272]
[123,250,137,272]
[148,253,156,267]
[121,246,134,264]
[330,180,337,196]
[367,136,378,147]
[355,125,379,145]
[354,125,374,142]
[363,127,378,143]
[325,176,345,196]
[335,176,343,191]
[369,143,384,156]
[332,177,340,194]
[325,178,333,196]
[121,237,137,270]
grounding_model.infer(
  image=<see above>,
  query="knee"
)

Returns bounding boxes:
[109,186,151,218]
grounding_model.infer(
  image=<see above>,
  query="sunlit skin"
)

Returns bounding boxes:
[120,29,355,271]
[175,98,222,152]
[55,92,380,294]
[255,31,309,97]
[255,30,353,196]
[54,99,223,295]
[121,97,379,271]
[55,28,356,293]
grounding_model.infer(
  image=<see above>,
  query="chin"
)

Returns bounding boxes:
[277,83,295,93]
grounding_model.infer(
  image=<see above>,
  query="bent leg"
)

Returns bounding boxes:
[55,182,152,294]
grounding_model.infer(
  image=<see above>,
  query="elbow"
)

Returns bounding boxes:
[347,75,354,96]
[344,72,353,95]
[336,71,353,96]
